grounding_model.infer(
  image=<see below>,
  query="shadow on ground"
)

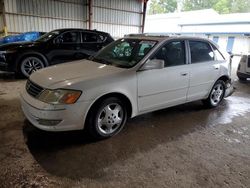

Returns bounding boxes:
[0,72,25,81]
[23,100,230,180]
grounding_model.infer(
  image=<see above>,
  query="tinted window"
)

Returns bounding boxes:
[152,41,186,67]
[36,30,60,42]
[82,32,101,42]
[59,31,80,43]
[189,41,214,63]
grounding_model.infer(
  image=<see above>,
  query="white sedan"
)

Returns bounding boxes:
[21,35,233,139]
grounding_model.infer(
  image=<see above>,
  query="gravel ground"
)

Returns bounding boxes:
[0,72,250,188]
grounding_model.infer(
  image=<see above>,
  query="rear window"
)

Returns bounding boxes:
[212,45,225,61]
[189,41,214,63]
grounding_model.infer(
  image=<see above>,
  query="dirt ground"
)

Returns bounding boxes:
[0,71,250,188]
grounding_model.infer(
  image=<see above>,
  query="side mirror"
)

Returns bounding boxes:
[228,51,234,58]
[140,59,165,71]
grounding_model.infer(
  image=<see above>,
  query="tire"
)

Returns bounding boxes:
[86,97,128,139]
[18,56,46,78]
[203,80,226,108]
[238,76,246,81]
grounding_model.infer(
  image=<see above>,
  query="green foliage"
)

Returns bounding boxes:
[182,0,250,13]
[182,0,217,11]
[213,0,231,14]
[148,0,178,14]
[230,0,250,13]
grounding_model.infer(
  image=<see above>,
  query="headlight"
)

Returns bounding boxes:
[38,89,82,104]
[0,50,16,54]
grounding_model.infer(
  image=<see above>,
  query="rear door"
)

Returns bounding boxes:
[79,32,105,57]
[187,40,220,101]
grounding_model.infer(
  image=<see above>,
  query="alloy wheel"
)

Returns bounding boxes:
[97,103,124,135]
[210,83,224,106]
[21,57,44,77]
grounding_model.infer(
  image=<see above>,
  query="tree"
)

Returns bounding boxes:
[148,0,178,14]
[213,0,231,14]
[182,0,250,13]
[230,0,250,13]
[148,0,250,15]
[182,0,218,11]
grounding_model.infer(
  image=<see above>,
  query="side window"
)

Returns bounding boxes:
[82,32,101,42]
[99,34,106,42]
[138,42,154,56]
[189,41,214,63]
[59,31,80,43]
[152,41,186,67]
[212,45,225,61]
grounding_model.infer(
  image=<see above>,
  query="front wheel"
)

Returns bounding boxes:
[86,97,128,139]
[19,56,46,78]
[238,76,246,81]
[203,80,226,108]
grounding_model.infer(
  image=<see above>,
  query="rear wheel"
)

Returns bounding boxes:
[86,97,127,139]
[203,80,226,108]
[19,56,45,77]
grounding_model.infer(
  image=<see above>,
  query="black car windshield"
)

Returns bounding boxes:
[36,30,60,42]
[91,38,157,68]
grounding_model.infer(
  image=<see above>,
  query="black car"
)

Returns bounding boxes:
[0,28,114,77]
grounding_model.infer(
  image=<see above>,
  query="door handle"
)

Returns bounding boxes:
[181,72,188,76]
[213,65,219,70]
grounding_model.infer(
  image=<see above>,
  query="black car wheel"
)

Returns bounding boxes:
[20,56,45,77]
[238,76,247,81]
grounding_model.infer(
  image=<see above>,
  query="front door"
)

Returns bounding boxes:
[49,31,81,64]
[137,40,189,112]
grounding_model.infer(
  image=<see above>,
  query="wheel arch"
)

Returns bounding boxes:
[15,51,49,72]
[205,75,230,99]
[85,92,133,125]
[217,75,230,83]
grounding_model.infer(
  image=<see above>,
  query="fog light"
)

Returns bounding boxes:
[37,119,62,126]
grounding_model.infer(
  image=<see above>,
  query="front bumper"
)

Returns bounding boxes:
[224,79,235,98]
[237,71,250,79]
[0,61,10,72]
[20,89,92,131]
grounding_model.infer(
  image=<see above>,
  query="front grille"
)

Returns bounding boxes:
[26,79,44,98]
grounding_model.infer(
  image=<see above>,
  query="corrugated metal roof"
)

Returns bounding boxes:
[3,0,143,37]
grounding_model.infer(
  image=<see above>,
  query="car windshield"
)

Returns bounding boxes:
[36,30,60,42]
[90,38,157,68]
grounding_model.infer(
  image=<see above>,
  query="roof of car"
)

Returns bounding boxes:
[124,33,215,43]
[52,28,110,35]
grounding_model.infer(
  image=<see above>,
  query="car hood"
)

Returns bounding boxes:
[30,59,126,88]
[0,41,41,51]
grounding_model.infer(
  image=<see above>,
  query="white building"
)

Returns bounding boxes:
[145,9,250,55]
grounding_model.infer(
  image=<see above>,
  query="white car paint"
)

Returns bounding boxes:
[20,35,232,132]
[237,54,250,79]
